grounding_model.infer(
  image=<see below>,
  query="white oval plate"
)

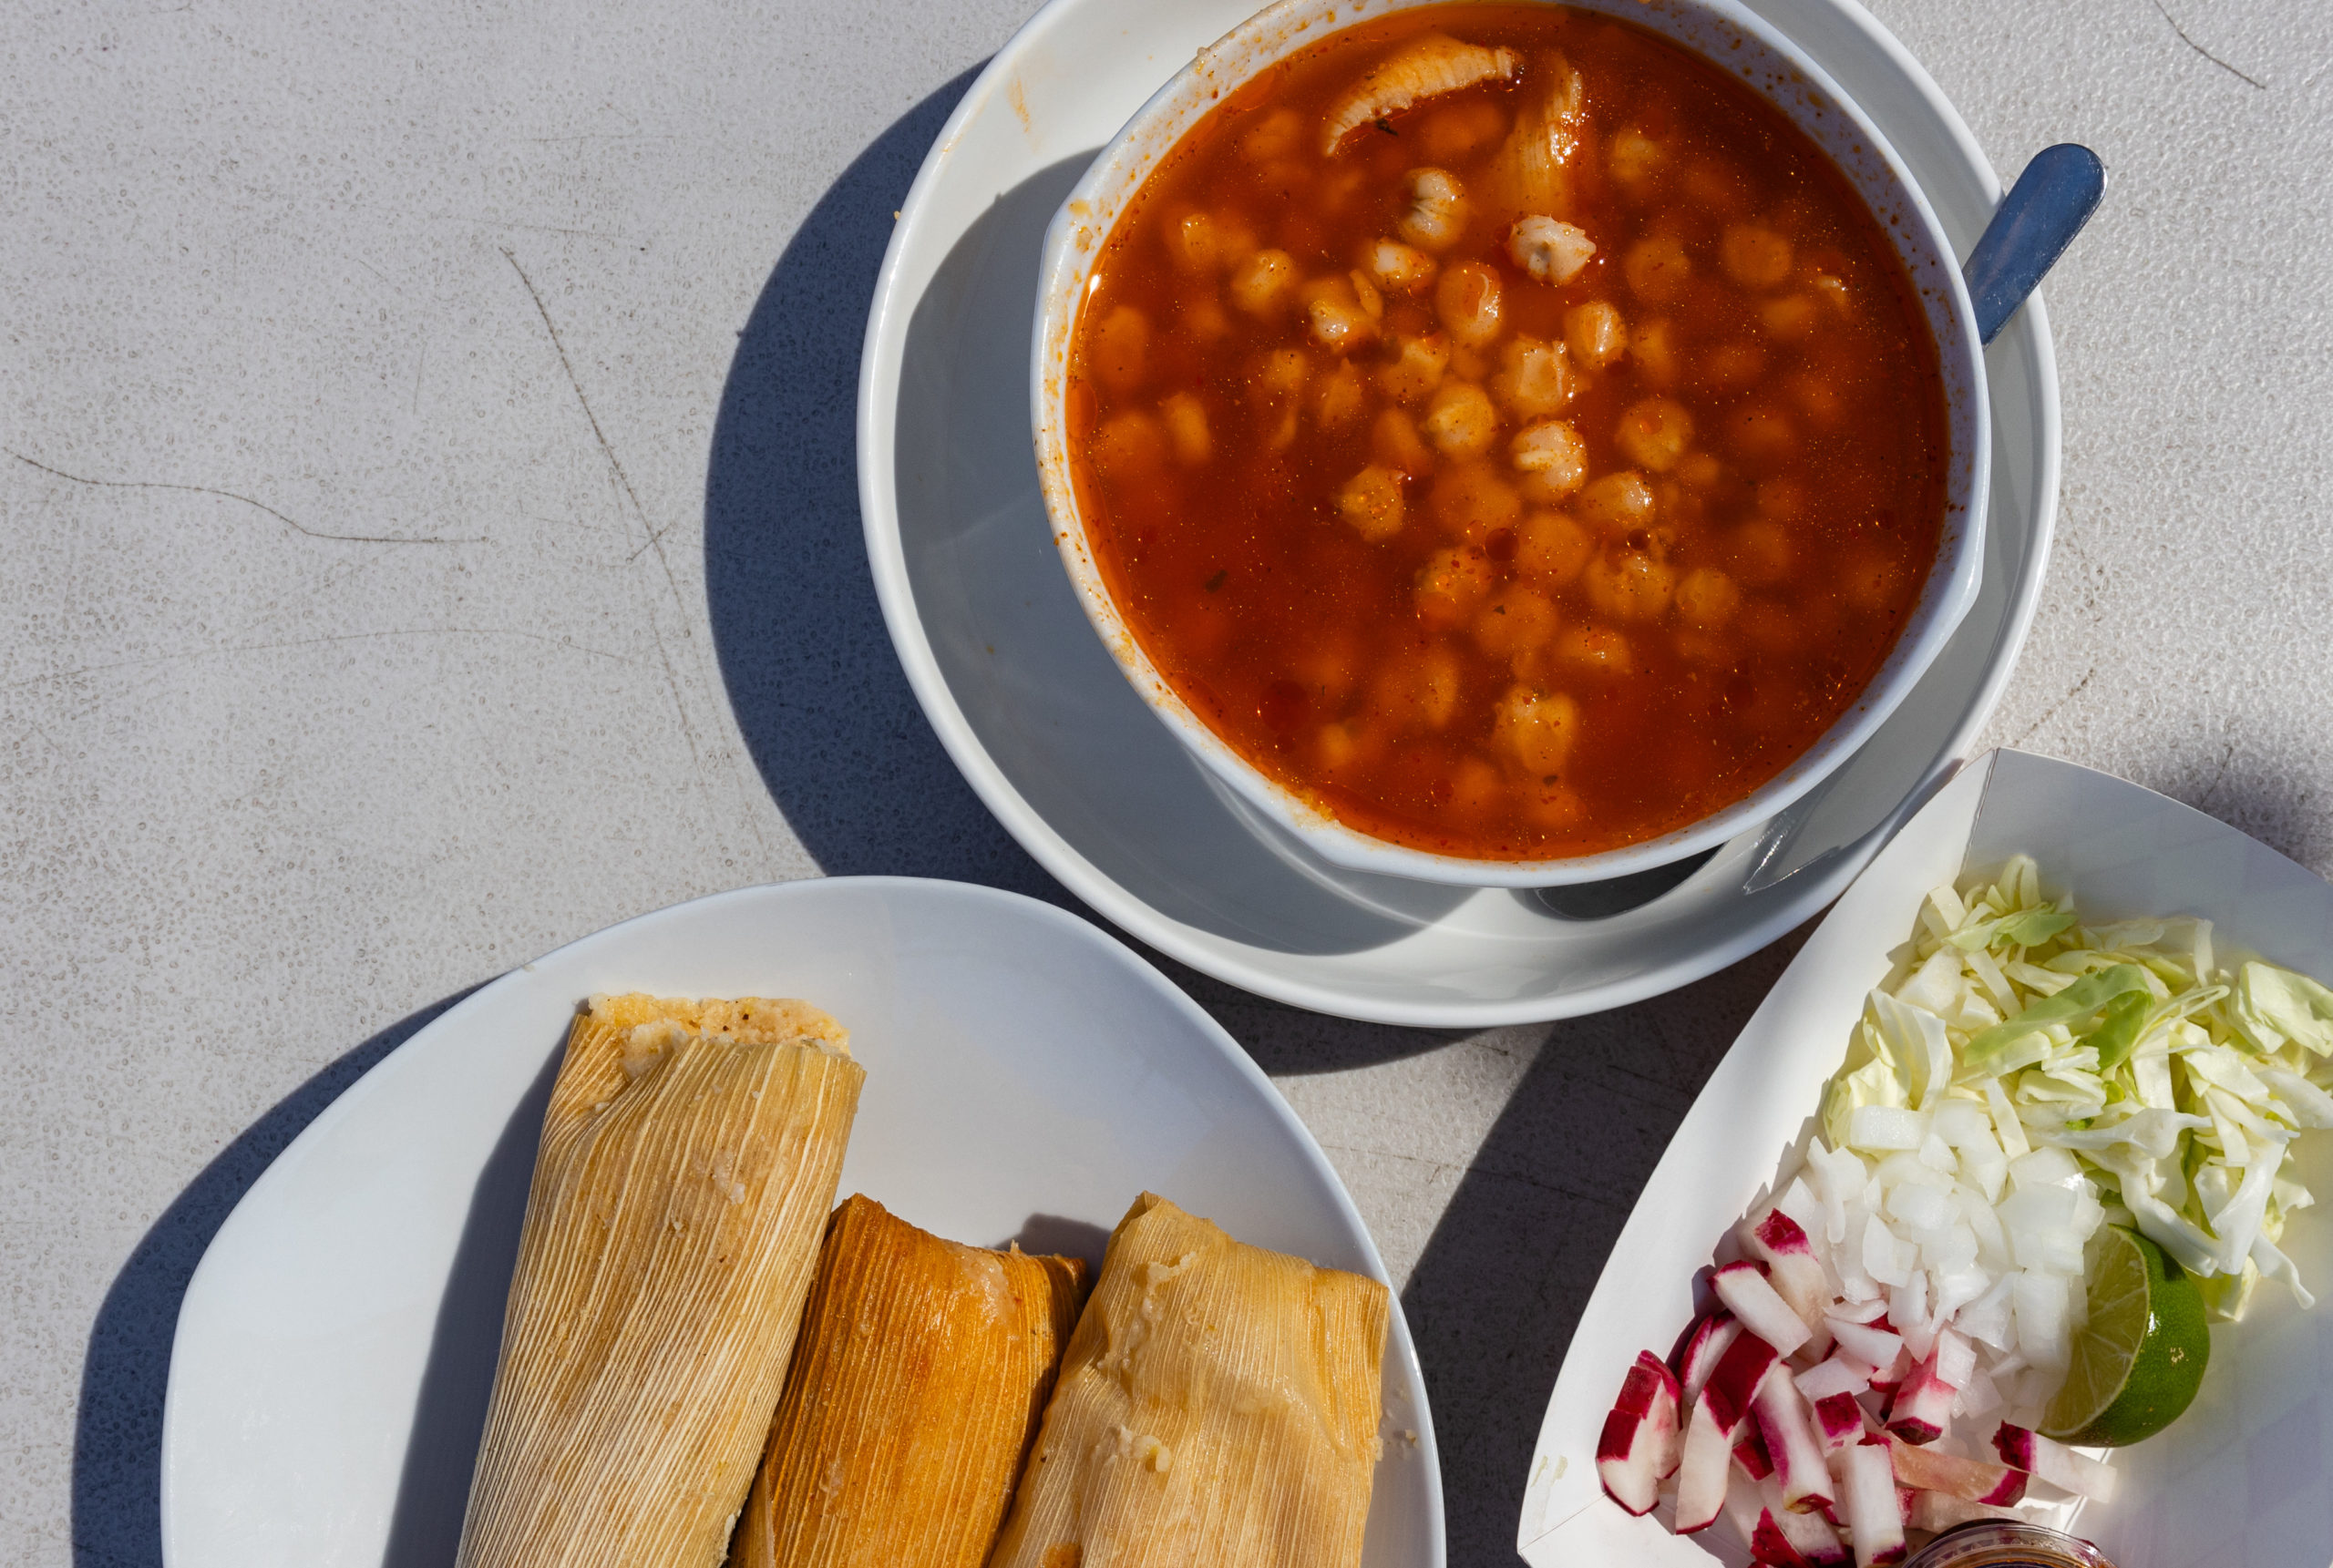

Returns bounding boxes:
[858,0,2060,1026]
[157,877,1444,1567]
[1521,749,2333,1568]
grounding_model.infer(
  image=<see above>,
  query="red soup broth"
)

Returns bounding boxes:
[1065,3,1948,861]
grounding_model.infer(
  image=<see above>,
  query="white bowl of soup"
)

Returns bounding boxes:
[1032,0,1988,887]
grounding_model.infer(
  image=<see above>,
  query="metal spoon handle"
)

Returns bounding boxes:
[1964,143,2106,344]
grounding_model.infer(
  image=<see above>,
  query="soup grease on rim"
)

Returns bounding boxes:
[1065,3,1948,862]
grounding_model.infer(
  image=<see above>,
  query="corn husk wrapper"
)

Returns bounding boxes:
[455,994,864,1568]
[732,1194,1089,1568]
[988,1193,1389,1568]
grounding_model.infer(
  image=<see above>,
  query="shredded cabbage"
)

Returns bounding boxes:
[1823,855,2333,1323]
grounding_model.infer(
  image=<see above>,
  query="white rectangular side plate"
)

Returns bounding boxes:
[1519,748,2333,1568]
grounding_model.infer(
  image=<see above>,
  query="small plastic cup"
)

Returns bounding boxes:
[1904,1521,2117,1568]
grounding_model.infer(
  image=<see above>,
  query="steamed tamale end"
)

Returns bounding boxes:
[986,1193,1389,1568]
[734,1196,1089,1568]
[580,991,850,1051]
[549,994,850,1129]
[456,1002,863,1568]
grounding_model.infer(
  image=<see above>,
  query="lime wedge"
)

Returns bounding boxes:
[2042,1225,2211,1447]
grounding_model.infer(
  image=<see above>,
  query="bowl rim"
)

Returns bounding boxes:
[1028,0,1993,887]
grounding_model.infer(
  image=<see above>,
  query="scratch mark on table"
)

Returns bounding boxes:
[501,246,708,773]
[454,214,639,246]
[2010,665,2095,747]
[501,250,650,546]
[1317,1142,1467,1183]
[1598,1058,1694,1102]
[13,719,67,760]
[2149,0,2267,89]
[4,627,642,693]
[2194,737,2238,811]
[1315,1140,1613,1208]
[1464,1160,1618,1207]
[5,451,480,546]
[519,131,681,145]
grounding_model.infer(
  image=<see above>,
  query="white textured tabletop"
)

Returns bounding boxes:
[5,0,2328,1563]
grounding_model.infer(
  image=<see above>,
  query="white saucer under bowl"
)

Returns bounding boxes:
[858,0,2059,1027]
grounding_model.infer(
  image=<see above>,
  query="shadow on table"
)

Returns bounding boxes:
[704,60,1054,904]
[1398,927,1812,1567]
[700,71,1454,1075]
[70,989,477,1568]
[375,1050,560,1566]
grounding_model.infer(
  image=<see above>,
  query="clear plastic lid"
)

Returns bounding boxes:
[1904,1522,2116,1568]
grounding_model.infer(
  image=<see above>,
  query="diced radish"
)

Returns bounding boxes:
[1909,1491,2025,1533]
[1679,1330,1783,1532]
[1811,1392,1864,1454]
[1759,1475,1851,1566]
[1723,1462,1768,1543]
[1716,1262,1815,1358]
[1827,1317,1904,1368]
[1992,1424,2120,1502]
[1705,1330,1784,1430]
[1676,1311,1743,1405]
[1749,1209,1833,1328]
[1773,1177,1826,1246]
[1828,1296,1888,1326]
[1735,1430,1775,1481]
[1886,1435,2027,1504]
[1752,1367,1836,1516]
[1596,1350,1681,1513]
[1675,1394,1735,1533]
[1885,1347,1958,1444]
[1795,1353,1873,1404]
[1841,1440,1906,1567]
[1750,1509,1814,1567]
[1866,1344,1912,1397]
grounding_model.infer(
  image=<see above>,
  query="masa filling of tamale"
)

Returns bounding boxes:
[987,1192,1390,1568]
[455,993,864,1568]
[731,1194,1089,1568]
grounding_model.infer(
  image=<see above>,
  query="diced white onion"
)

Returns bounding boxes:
[1886,1184,1957,1234]
[2009,1145,2083,1191]
[2012,1271,2071,1371]
[1863,1214,1914,1287]
[1850,1105,1926,1152]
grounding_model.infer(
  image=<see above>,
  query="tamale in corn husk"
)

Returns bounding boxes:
[987,1192,1390,1568]
[729,1194,1089,1568]
[455,993,864,1568]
